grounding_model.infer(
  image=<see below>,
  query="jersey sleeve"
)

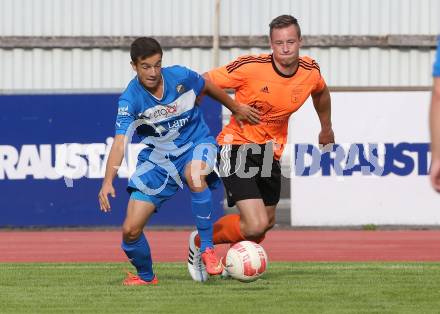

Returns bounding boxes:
[313,74,327,93]
[433,36,440,77]
[183,67,205,96]
[115,98,137,136]
[311,61,327,93]
[207,57,246,89]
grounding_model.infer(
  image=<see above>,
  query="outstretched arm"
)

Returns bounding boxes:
[98,134,126,212]
[202,76,260,126]
[311,85,335,146]
[430,77,440,192]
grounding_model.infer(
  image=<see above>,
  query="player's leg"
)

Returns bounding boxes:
[264,204,277,233]
[184,157,223,275]
[184,159,213,251]
[121,196,157,285]
[211,144,268,243]
[196,144,279,244]
[257,157,281,235]
[202,198,268,245]
[122,159,179,285]
[236,198,269,241]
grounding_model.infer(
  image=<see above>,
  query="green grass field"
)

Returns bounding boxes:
[2,262,440,313]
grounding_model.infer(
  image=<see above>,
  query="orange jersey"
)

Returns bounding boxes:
[207,53,326,160]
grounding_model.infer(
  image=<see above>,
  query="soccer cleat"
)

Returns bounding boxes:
[122,272,158,286]
[187,231,209,282]
[201,247,224,275]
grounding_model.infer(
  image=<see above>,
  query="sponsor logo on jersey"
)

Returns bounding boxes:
[117,105,130,116]
[140,90,196,124]
[249,101,288,125]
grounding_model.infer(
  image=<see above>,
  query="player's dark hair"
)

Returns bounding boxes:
[130,37,163,63]
[269,15,301,38]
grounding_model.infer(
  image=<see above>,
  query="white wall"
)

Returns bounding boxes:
[1,47,437,91]
[0,0,439,90]
[1,0,439,36]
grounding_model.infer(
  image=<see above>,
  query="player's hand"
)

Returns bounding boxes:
[233,104,260,128]
[430,158,440,193]
[318,128,335,150]
[98,182,116,212]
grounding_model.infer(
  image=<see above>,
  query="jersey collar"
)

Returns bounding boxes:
[270,54,299,78]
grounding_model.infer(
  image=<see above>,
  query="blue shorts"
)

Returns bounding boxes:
[127,137,220,209]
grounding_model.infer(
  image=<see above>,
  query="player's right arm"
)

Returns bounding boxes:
[99,134,126,212]
[99,96,137,211]
[202,78,260,126]
[204,56,261,127]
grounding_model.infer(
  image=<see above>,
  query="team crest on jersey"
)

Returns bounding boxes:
[291,87,304,104]
[176,84,186,94]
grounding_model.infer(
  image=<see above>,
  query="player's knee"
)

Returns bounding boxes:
[185,161,209,191]
[188,183,206,193]
[242,221,267,240]
[122,224,143,242]
[187,176,208,192]
[243,228,266,241]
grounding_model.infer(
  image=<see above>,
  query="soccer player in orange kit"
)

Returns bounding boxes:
[186,14,335,281]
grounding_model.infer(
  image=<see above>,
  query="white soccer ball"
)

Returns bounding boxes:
[225,241,268,282]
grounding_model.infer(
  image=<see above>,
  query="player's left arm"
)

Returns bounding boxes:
[311,85,335,146]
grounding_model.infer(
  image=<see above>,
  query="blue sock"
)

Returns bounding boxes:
[191,188,214,253]
[121,232,154,281]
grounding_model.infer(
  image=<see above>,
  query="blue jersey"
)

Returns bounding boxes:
[115,65,212,161]
[434,36,440,77]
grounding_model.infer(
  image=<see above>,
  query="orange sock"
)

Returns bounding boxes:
[195,214,245,246]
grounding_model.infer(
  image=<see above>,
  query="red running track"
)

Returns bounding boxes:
[1,230,440,262]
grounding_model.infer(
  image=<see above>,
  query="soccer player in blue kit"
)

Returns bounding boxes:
[98,37,260,285]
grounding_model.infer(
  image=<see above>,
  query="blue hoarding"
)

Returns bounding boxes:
[0,93,224,227]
